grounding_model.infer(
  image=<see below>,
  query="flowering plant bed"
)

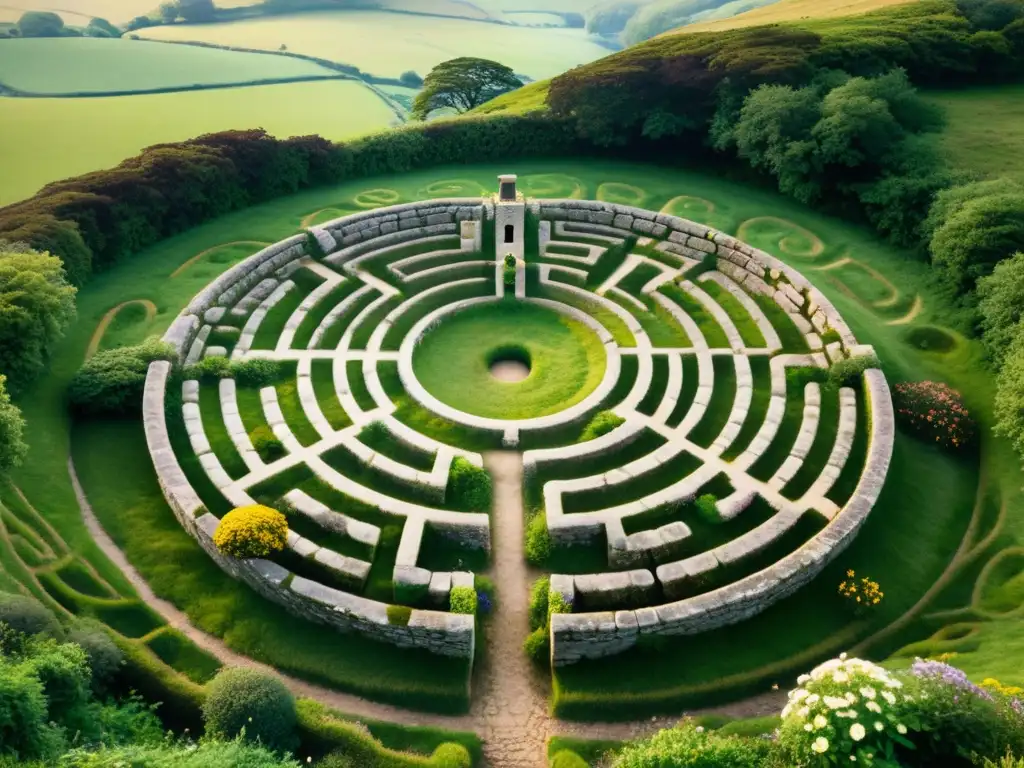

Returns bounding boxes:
[894,381,976,450]
[839,569,884,615]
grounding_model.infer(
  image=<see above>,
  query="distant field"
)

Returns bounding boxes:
[670,0,917,33]
[137,10,614,79]
[0,79,396,205]
[0,37,339,94]
[471,79,551,115]
[927,85,1024,183]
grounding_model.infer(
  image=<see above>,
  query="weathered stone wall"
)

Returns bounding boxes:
[551,369,894,665]
[142,361,475,659]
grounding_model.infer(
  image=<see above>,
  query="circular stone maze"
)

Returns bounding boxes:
[142,177,895,673]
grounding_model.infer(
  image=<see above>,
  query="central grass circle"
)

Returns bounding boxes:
[412,300,607,420]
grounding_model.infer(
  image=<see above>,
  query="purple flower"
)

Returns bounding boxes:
[911,659,993,701]
[476,590,492,616]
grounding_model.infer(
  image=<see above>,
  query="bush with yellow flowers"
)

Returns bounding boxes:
[213,505,288,559]
[839,570,884,616]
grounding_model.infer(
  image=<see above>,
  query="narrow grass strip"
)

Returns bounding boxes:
[350,295,404,350]
[782,385,840,500]
[358,427,435,472]
[752,294,809,352]
[666,355,700,428]
[748,376,807,482]
[586,238,637,289]
[827,393,869,507]
[346,361,377,412]
[275,373,321,447]
[198,382,248,479]
[659,283,729,347]
[321,444,448,508]
[720,356,772,461]
[688,356,737,448]
[311,361,352,430]
[700,280,766,347]
[637,356,670,417]
[562,451,703,514]
[317,289,379,350]
[293,281,359,349]
[406,263,491,295]
[618,262,663,296]
[382,281,491,351]
[252,269,325,350]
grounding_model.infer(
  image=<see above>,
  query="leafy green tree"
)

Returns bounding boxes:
[399,70,423,87]
[978,252,1024,364]
[928,184,1024,295]
[17,11,64,37]
[0,248,77,395]
[412,58,523,119]
[958,0,1024,30]
[995,329,1024,456]
[0,375,27,475]
[86,17,120,37]
[158,1,179,23]
[178,0,216,23]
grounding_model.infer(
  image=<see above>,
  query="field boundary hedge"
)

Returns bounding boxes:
[0,73,359,98]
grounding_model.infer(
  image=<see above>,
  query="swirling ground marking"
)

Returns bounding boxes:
[814,256,901,309]
[301,208,350,229]
[885,296,924,326]
[520,174,586,200]
[422,179,490,198]
[353,188,401,209]
[170,241,271,279]
[660,195,717,218]
[85,299,157,359]
[596,182,647,206]
[736,217,825,258]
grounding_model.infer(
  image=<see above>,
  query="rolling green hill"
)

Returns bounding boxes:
[668,0,918,34]
[0,37,340,95]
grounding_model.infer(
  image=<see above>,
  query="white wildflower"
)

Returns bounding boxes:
[812,737,829,754]
[866,701,882,714]
[814,715,828,730]
[850,723,866,742]
[897,724,907,735]
[860,687,877,700]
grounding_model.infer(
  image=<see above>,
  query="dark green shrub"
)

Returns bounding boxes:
[387,605,412,626]
[528,576,550,631]
[0,662,61,761]
[449,586,477,615]
[523,626,549,665]
[202,668,298,752]
[503,262,517,286]
[399,70,424,87]
[91,695,164,748]
[23,638,94,738]
[233,358,286,387]
[318,752,356,768]
[579,410,624,442]
[432,742,471,768]
[359,420,389,443]
[250,425,286,461]
[68,338,176,417]
[696,494,720,524]
[68,620,124,694]
[551,749,589,768]
[827,354,881,389]
[525,511,551,566]
[184,355,233,381]
[59,737,303,766]
[0,594,62,638]
[447,458,492,513]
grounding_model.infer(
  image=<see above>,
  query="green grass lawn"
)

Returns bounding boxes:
[137,10,612,81]
[925,84,1024,183]
[0,80,397,206]
[0,37,338,95]
[5,159,1018,723]
[412,299,607,420]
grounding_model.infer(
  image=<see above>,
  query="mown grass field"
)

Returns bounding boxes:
[0,37,337,94]
[0,79,397,206]
[137,10,614,79]
[925,85,1024,184]
[6,159,1021,718]
[670,0,918,34]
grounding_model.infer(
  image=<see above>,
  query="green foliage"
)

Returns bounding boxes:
[0,375,27,474]
[203,667,298,752]
[524,510,552,566]
[894,380,977,450]
[400,70,424,87]
[827,354,880,389]
[0,248,77,395]
[0,594,62,638]
[994,331,1024,456]
[233,358,288,387]
[927,178,1024,295]
[431,742,472,768]
[550,749,589,768]
[67,621,124,694]
[412,57,524,119]
[60,737,303,767]
[978,252,1024,364]
[387,605,412,626]
[503,262,517,286]
[579,410,624,442]
[696,494,720,524]
[612,721,779,767]
[23,638,94,737]
[523,626,549,664]
[85,17,120,37]
[250,425,286,461]
[17,11,63,37]
[68,338,176,417]
[447,458,492,513]
[185,355,234,381]
[448,586,477,615]
[529,576,550,632]
[0,661,58,762]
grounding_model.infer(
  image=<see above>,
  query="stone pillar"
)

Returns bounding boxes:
[494,174,525,299]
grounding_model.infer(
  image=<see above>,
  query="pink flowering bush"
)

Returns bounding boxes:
[893,381,976,450]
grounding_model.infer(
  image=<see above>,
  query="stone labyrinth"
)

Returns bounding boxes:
[143,176,895,676]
